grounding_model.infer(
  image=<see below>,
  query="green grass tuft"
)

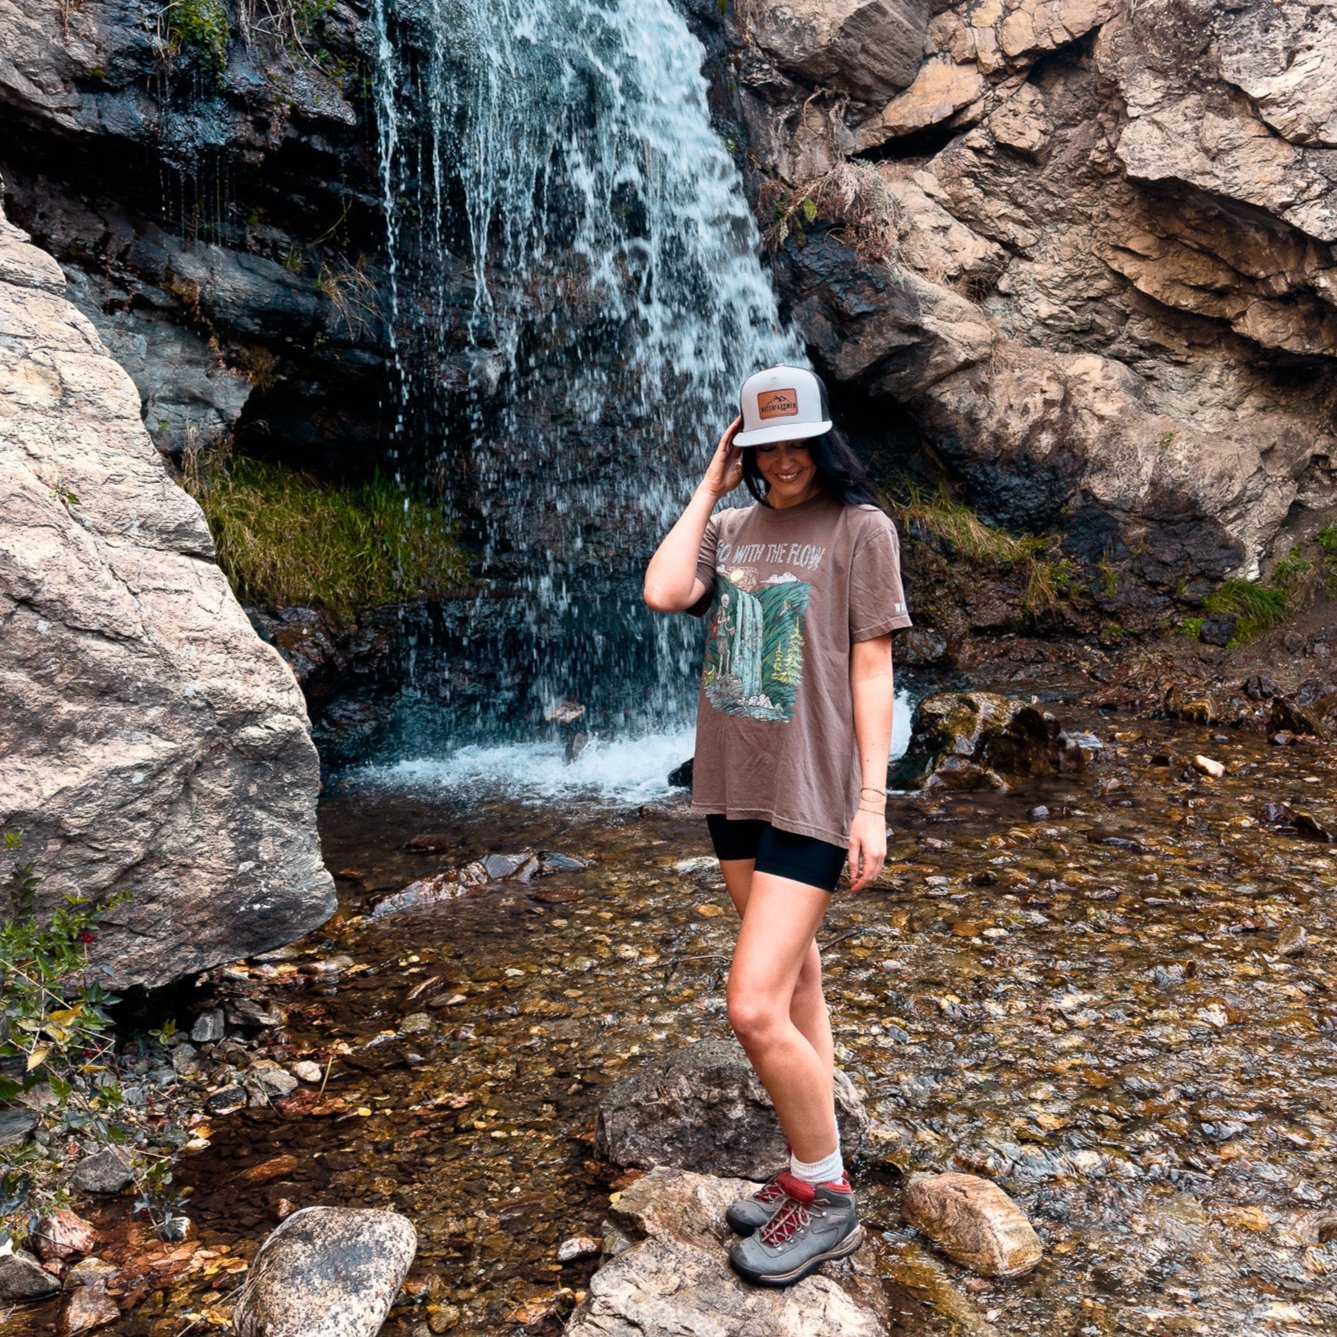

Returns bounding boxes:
[891,483,1047,567]
[182,448,469,624]
[1202,578,1289,644]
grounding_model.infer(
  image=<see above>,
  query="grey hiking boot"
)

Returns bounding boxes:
[724,1167,789,1235]
[728,1171,862,1287]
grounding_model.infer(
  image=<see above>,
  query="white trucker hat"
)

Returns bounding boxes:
[734,364,833,448]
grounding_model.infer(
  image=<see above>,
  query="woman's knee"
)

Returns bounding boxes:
[726,987,785,1048]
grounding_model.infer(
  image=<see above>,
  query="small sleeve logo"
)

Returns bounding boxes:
[757,388,799,420]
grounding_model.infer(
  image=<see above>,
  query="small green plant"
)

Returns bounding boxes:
[1179,616,1205,640]
[1097,553,1119,600]
[1157,430,1176,451]
[759,161,896,258]
[1318,524,1337,593]
[1202,578,1289,644]
[891,482,1047,567]
[162,0,231,75]
[181,445,470,622]
[0,835,182,1248]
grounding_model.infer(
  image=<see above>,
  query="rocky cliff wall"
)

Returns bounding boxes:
[0,0,403,470]
[0,193,334,990]
[712,0,1337,624]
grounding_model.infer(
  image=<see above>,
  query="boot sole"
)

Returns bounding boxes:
[729,1223,864,1287]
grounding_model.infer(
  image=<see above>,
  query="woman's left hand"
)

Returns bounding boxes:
[847,807,887,893]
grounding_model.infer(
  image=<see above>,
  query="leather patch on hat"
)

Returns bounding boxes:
[757,388,799,420]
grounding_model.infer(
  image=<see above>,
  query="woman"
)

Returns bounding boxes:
[643,364,912,1287]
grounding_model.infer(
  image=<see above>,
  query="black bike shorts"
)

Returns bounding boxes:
[705,816,846,893]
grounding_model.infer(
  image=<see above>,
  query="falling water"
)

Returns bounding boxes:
[366,0,803,764]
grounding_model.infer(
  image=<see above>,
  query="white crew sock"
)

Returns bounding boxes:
[790,1144,844,1187]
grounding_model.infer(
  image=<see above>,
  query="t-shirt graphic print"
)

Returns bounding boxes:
[702,569,812,722]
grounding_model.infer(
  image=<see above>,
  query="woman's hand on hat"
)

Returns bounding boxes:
[703,416,744,498]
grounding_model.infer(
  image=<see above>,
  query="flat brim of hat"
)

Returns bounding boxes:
[734,419,833,448]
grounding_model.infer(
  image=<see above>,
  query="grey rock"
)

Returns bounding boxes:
[191,1009,226,1044]
[226,997,282,1029]
[248,1060,299,1099]
[566,1167,887,1336]
[0,1105,37,1147]
[233,1206,418,1337]
[72,1149,133,1196]
[595,1036,869,1178]
[0,1248,59,1301]
[748,1,930,105]
[0,201,335,992]
[171,1044,202,1077]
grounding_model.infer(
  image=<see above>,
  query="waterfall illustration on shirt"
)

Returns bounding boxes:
[702,568,812,722]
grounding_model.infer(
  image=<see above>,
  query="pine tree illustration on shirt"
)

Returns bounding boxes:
[702,571,812,722]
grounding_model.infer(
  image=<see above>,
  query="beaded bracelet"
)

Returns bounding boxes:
[860,784,886,796]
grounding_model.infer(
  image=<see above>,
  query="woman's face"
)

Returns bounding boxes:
[753,440,820,508]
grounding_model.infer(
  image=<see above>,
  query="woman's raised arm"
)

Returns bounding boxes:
[643,416,743,612]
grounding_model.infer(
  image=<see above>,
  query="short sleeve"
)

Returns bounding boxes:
[849,511,913,640]
[687,515,720,618]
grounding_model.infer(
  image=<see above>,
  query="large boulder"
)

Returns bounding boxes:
[232,1206,417,1337]
[596,1037,869,1178]
[0,200,334,990]
[565,1167,888,1337]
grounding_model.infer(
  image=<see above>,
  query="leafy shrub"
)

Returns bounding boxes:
[181,446,471,624]
[0,834,182,1248]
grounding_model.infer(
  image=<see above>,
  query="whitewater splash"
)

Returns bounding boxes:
[368,0,803,752]
[349,689,916,803]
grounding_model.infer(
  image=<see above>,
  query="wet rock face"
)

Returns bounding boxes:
[596,1036,869,1178]
[232,1206,417,1337]
[0,202,334,990]
[566,1166,888,1337]
[728,0,1337,609]
[0,0,396,464]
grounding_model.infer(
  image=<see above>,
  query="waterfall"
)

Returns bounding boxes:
[366,0,803,760]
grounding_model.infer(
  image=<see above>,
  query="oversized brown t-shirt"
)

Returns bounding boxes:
[689,495,912,847]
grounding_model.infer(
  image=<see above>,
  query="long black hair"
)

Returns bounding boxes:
[741,425,884,510]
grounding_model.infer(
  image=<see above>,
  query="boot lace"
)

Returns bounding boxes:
[759,1194,812,1248]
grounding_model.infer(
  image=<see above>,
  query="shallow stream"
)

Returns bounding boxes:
[17,690,1337,1336]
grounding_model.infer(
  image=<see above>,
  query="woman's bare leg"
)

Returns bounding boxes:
[718,860,834,1076]
[724,870,838,1162]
